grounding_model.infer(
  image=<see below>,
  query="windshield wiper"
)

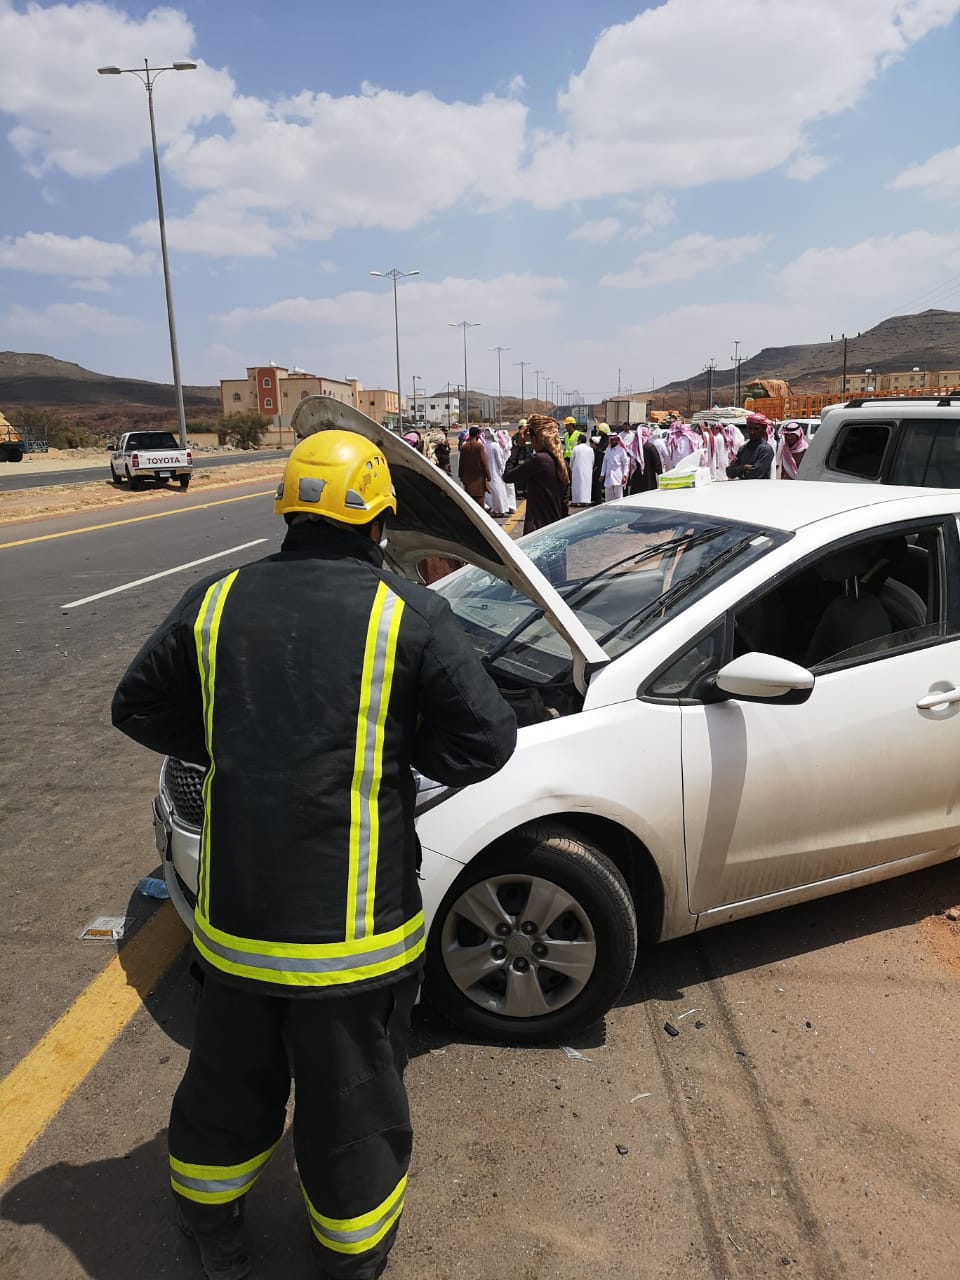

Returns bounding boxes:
[596,536,758,647]
[480,528,729,671]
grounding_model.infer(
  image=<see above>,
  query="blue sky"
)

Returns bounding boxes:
[1,0,960,405]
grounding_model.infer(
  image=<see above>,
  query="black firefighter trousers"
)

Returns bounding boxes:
[169,971,420,1279]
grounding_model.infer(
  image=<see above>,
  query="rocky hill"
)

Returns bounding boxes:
[0,352,220,410]
[654,309,960,400]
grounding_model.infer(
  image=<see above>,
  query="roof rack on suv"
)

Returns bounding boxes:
[842,396,960,409]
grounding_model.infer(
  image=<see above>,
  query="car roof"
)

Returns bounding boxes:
[615,480,957,532]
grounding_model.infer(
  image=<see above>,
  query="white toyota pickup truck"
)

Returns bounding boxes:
[109,430,192,490]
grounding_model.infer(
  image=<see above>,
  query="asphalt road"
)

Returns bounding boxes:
[0,450,288,492]
[1,480,959,1279]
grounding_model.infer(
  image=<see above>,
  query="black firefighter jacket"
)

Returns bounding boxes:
[111,521,517,998]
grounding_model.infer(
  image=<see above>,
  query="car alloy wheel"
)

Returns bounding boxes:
[426,827,638,1043]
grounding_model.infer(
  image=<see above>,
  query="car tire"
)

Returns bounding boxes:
[179,475,190,490]
[1,442,24,462]
[108,464,121,485]
[425,826,638,1044]
[127,467,143,491]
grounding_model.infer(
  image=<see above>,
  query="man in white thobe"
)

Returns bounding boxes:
[482,427,509,517]
[570,438,595,505]
[600,434,630,502]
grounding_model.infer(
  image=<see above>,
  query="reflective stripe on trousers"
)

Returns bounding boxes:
[303,1175,406,1256]
[170,1142,278,1205]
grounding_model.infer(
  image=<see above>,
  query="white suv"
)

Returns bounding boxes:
[800,396,960,486]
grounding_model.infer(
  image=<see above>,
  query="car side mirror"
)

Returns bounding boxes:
[713,652,815,705]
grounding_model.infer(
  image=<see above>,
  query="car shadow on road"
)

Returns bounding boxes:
[618,856,960,1012]
[0,1130,322,1279]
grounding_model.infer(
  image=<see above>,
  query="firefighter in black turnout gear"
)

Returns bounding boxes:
[112,430,517,1279]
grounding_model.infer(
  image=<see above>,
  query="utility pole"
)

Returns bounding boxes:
[732,340,743,406]
[446,381,452,430]
[841,334,848,398]
[515,360,531,417]
[617,368,622,396]
[703,358,717,411]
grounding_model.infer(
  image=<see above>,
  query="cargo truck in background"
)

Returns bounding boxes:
[109,430,192,490]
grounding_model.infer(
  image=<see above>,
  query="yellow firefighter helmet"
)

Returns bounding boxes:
[274,430,397,525]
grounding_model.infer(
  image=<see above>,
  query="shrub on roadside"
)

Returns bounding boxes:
[217,413,270,450]
[11,407,94,449]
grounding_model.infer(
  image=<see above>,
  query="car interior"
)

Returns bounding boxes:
[732,528,943,670]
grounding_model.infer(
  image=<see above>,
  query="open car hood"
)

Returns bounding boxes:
[290,397,609,692]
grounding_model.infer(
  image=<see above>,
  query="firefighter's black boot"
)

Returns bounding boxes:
[175,1197,251,1280]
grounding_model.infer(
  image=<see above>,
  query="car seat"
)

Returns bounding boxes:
[803,545,893,667]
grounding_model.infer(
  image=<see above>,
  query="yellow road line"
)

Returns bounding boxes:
[0,490,275,550]
[0,903,188,1185]
[503,506,524,535]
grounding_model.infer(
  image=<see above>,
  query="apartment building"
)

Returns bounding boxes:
[219,367,360,421]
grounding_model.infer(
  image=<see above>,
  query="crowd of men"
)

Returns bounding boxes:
[397,408,812,537]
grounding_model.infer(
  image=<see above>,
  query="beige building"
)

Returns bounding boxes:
[219,367,360,422]
[828,368,960,395]
[356,388,401,428]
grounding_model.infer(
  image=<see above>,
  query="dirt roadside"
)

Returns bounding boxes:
[0,448,284,525]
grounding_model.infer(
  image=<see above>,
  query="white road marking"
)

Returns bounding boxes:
[60,539,268,609]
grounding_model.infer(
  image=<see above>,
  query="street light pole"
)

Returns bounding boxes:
[703,358,717,410]
[370,267,420,431]
[449,321,480,425]
[514,360,530,418]
[490,345,511,427]
[98,58,196,451]
[533,369,543,408]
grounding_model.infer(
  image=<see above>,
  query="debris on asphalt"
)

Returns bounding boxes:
[428,1048,447,1055]
[678,1008,700,1020]
[664,1022,680,1037]
[630,1092,651,1102]
[615,1144,629,1156]
[78,915,131,941]
[561,1045,592,1061]
[694,1020,706,1029]
[805,1021,813,1029]
[136,876,170,900]
[945,906,960,921]
[727,1233,745,1253]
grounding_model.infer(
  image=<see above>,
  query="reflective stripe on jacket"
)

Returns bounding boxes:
[112,521,517,998]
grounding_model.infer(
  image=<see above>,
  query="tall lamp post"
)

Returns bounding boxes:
[533,368,543,408]
[449,321,480,425]
[490,345,511,427]
[412,374,424,426]
[515,361,530,417]
[370,267,420,431]
[98,58,196,451]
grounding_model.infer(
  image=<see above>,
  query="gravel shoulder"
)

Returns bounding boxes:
[0,449,283,525]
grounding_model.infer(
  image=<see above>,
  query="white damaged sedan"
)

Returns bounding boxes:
[153,399,960,1042]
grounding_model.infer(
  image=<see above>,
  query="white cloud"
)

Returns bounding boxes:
[600,233,771,289]
[776,230,960,302]
[621,192,676,239]
[890,144,960,199]
[524,0,960,203]
[568,217,621,244]
[0,231,153,277]
[0,300,146,339]
[784,152,832,182]
[68,278,112,293]
[1,0,954,254]
[0,3,234,178]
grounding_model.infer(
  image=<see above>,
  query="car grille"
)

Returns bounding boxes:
[163,757,207,829]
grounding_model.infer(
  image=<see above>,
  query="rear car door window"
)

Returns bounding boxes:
[891,419,960,488]
[827,423,893,480]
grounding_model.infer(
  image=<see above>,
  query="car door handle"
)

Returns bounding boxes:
[916,687,960,710]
